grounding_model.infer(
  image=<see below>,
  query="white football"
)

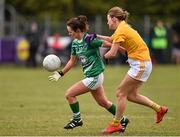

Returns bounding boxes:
[43,54,61,72]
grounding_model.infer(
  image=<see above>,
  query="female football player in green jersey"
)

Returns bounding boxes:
[48,15,129,130]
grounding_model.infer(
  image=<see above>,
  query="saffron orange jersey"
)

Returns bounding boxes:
[111,21,151,61]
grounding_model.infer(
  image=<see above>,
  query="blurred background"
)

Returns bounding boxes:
[0,1,180,136]
[0,0,180,67]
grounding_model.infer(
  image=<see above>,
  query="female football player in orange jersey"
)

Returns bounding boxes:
[97,7,168,134]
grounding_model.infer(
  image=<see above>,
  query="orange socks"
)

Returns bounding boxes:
[151,102,161,112]
[111,118,120,126]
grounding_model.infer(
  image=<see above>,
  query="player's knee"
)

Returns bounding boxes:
[116,87,126,98]
[65,92,76,104]
[65,92,69,100]
[116,91,126,99]
[65,90,73,100]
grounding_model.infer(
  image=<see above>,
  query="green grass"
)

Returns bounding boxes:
[0,65,180,136]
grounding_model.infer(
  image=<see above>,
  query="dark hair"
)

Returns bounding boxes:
[108,7,129,22]
[66,15,89,32]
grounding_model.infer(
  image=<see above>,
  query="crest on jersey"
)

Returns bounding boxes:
[79,56,87,64]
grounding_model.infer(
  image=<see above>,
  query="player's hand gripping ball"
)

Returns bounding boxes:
[43,54,61,72]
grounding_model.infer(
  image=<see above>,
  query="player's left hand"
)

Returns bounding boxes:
[48,71,61,81]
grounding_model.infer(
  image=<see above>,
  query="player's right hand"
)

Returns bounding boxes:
[48,71,61,81]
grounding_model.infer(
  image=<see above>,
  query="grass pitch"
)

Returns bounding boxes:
[0,65,179,136]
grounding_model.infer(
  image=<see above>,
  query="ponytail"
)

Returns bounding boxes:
[77,15,89,31]
[108,7,129,22]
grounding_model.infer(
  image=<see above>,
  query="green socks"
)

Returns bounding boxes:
[70,102,116,120]
[107,103,116,115]
[70,101,81,120]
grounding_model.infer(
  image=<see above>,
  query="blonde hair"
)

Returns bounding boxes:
[108,7,129,22]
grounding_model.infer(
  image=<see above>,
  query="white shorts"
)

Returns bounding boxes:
[82,73,104,90]
[127,58,152,82]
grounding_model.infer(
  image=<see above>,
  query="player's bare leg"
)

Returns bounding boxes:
[126,76,168,123]
[64,81,89,129]
[91,85,130,132]
[102,74,134,134]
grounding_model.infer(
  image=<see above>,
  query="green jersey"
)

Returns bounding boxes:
[71,33,105,77]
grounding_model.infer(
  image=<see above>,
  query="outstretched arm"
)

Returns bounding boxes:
[104,43,119,59]
[61,55,78,75]
[102,41,127,55]
[97,34,112,43]
[49,55,78,81]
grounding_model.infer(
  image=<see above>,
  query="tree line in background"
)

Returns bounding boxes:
[6,0,180,22]
[1,0,180,65]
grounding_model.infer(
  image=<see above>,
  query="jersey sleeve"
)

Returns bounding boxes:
[111,28,125,43]
[90,38,103,48]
